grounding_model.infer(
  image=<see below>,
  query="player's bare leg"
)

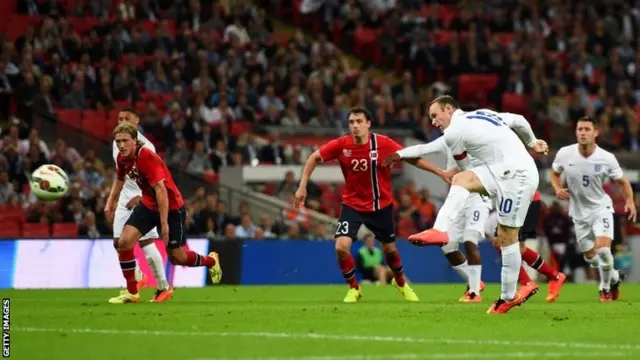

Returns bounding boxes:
[139,239,173,302]
[488,225,532,314]
[382,242,419,302]
[166,246,222,284]
[335,236,361,303]
[409,171,483,246]
[374,265,388,285]
[518,242,566,302]
[461,241,484,302]
[109,226,142,304]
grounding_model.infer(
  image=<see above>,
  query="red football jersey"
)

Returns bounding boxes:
[319,133,402,212]
[116,147,184,211]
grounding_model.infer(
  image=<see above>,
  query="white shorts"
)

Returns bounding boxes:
[573,209,614,253]
[442,194,490,254]
[471,163,538,228]
[113,205,159,240]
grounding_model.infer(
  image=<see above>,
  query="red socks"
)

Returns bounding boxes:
[518,266,532,285]
[522,247,559,281]
[118,248,138,295]
[385,251,406,287]
[179,249,215,267]
[337,253,359,289]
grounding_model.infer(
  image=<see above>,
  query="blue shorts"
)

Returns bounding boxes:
[335,204,396,243]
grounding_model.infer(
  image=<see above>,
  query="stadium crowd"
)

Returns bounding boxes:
[0,0,639,281]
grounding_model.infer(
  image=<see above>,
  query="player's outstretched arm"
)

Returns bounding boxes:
[295,150,322,207]
[153,181,170,243]
[403,158,450,184]
[105,178,125,221]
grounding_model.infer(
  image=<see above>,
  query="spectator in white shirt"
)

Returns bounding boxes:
[235,214,257,238]
[224,19,251,46]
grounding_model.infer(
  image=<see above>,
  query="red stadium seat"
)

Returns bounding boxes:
[458,74,499,106]
[57,109,82,129]
[0,221,21,238]
[501,93,529,115]
[52,223,79,237]
[22,223,50,238]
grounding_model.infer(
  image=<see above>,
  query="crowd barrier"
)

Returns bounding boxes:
[0,238,504,289]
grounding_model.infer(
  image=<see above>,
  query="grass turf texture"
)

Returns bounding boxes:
[7,284,640,360]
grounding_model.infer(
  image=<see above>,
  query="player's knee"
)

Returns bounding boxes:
[334,236,352,255]
[497,225,518,247]
[451,172,469,186]
[117,235,135,251]
[381,242,397,254]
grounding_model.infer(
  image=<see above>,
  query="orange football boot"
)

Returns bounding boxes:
[546,272,566,303]
[460,293,483,303]
[136,272,148,292]
[517,281,539,302]
[150,287,174,303]
[599,290,612,303]
[487,294,527,314]
[459,281,485,301]
[408,229,449,247]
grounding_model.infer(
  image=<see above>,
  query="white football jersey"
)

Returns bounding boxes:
[443,109,537,170]
[112,131,156,209]
[397,136,483,171]
[551,144,623,221]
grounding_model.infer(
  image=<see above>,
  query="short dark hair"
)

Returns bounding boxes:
[577,115,598,126]
[347,107,372,122]
[429,95,460,110]
[119,107,139,118]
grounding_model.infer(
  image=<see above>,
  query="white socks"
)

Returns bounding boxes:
[434,186,470,232]
[468,264,482,295]
[500,242,521,301]
[452,261,470,282]
[143,242,170,290]
[596,247,616,291]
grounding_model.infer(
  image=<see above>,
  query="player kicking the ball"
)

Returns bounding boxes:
[551,116,636,302]
[295,107,448,303]
[108,108,172,303]
[383,136,488,302]
[405,96,548,314]
[105,122,222,304]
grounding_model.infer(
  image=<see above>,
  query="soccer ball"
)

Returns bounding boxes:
[30,164,70,201]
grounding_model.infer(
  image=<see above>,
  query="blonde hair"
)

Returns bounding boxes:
[113,122,144,147]
[113,122,138,139]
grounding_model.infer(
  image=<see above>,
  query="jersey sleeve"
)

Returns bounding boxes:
[499,112,537,148]
[318,138,342,162]
[607,154,624,180]
[443,127,471,169]
[396,137,447,158]
[137,148,166,186]
[551,148,566,173]
[385,137,404,153]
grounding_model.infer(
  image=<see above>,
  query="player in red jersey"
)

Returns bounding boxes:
[295,107,450,303]
[487,190,567,304]
[105,122,223,304]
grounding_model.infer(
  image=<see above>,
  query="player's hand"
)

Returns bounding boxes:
[625,200,637,222]
[161,222,169,244]
[440,168,458,184]
[532,139,549,155]
[381,152,401,167]
[126,196,141,210]
[104,203,115,222]
[554,187,570,201]
[294,187,307,208]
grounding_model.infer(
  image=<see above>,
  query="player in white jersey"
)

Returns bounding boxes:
[404,96,548,314]
[109,108,173,303]
[383,136,488,302]
[551,116,636,302]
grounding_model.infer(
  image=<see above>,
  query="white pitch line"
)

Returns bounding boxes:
[192,351,630,360]
[14,327,640,352]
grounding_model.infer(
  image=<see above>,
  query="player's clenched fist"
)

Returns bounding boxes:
[554,187,570,201]
[532,139,549,155]
[294,187,307,208]
[625,199,637,222]
[381,152,401,167]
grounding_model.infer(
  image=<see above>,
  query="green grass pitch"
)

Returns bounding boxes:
[6,284,640,360]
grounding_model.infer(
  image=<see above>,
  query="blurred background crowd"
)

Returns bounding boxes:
[1,0,640,280]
